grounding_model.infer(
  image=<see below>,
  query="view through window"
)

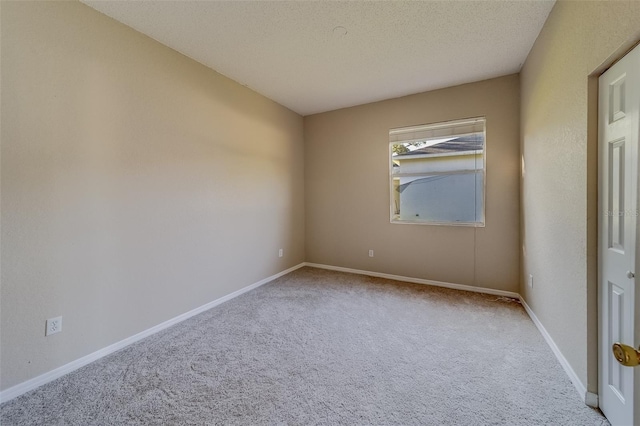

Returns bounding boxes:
[389,117,486,226]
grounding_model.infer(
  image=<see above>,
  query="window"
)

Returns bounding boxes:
[389,117,485,226]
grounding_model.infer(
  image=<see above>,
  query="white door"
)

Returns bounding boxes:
[599,43,640,426]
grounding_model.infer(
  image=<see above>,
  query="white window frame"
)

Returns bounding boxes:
[389,117,486,227]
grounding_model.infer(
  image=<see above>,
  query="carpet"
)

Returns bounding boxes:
[0,267,608,425]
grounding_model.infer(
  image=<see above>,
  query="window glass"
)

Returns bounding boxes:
[390,117,485,226]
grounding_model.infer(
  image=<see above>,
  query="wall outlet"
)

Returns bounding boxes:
[278,248,283,258]
[368,249,374,257]
[528,274,534,289]
[46,316,62,336]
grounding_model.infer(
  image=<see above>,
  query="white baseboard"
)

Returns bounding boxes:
[304,262,520,299]
[519,297,594,406]
[1,262,597,410]
[0,263,305,404]
[306,262,596,406]
[585,391,599,408]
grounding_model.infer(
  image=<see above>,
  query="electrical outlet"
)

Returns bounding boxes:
[368,249,374,257]
[46,316,62,336]
[528,274,534,289]
[278,248,283,258]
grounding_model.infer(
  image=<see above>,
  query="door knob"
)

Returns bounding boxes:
[613,342,640,367]
[627,271,635,279]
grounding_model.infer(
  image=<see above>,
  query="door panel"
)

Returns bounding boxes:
[609,138,626,252]
[608,281,626,400]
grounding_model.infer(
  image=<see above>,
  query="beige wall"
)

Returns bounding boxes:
[304,75,520,292]
[520,0,640,395]
[0,1,304,390]
[10,0,639,403]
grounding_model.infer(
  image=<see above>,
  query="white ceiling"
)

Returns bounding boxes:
[82,0,555,116]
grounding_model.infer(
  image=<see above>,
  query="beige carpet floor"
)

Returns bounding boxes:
[0,267,608,425]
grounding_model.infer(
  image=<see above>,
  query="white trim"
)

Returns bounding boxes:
[305,262,597,406]
[585,391,599,408]
[519,297,592,406]
[1,262,597,410]
[303,262,519,299]
[0,263,305,404]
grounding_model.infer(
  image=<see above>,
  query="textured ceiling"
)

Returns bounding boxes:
[81,1,555,116]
